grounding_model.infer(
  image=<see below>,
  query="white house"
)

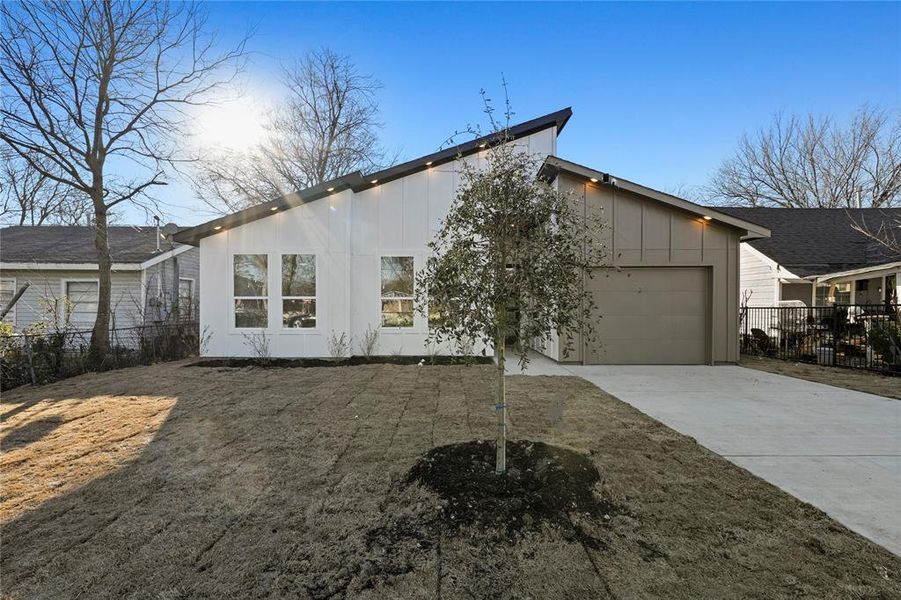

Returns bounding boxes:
[716,208,901,308]
[176,108,769,364]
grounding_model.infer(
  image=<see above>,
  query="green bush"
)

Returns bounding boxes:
[868,320,901,364]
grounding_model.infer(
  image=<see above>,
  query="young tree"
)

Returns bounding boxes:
[195,47,392,212]
[709,106,901,208]
[417,100,607,474]
[1,0,245,360]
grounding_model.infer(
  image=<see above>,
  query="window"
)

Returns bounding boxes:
[178,278,194,316]
[65,281,99,327]
[380,256,414,327]
[234,254,268,328]
[0,279,15,324]
[834,282,851,305]
[282,254,316,328]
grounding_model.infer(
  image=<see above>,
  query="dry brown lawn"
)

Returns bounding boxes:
[741,355,901,400]
[1,361,899,599]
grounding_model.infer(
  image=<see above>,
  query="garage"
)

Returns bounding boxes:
[585,267,710,364]
[537,157,770,365]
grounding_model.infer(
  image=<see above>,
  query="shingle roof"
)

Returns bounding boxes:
[714,207,901,277]
[0,225,181,264]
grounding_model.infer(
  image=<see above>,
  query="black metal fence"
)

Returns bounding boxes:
[741,304,901,374]
[1,321,200,390]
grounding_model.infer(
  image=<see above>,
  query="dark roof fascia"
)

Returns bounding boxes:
[174,172,364,245]
[351,107,572,192]
[175,108,573,246]
[539,156,771,240]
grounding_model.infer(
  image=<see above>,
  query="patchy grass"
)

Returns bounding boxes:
[741,354,901,400]
[1,361,899,599]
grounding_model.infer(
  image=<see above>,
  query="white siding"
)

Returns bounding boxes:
[199,128,556,358]
[738,244,779,307]
[0,269,145,331]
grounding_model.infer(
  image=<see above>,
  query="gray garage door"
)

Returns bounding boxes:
[585,267,709,365]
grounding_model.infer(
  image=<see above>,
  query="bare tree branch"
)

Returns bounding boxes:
[708,106,901,208]
[193,47,393,213]
[0,0,247,359]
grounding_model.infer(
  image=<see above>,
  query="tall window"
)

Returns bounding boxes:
[234,254,267,328]
[381,256,414,327]
[178,278,194,318]
[65,281,99,327]
[282,254,316,328]
[0,279,15,324]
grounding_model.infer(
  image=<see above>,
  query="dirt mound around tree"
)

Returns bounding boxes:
[405,440,617,534]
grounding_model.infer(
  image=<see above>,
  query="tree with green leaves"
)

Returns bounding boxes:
[416,100,607,474]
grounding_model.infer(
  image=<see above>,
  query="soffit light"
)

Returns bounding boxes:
[370,179,378,184]
[327,187,335,192]
[703,215,712,221]
[213,225,222,230]
[589,177,599,183]
[425,161,433,166]
[479,143,487,148]
[270,206,278,211]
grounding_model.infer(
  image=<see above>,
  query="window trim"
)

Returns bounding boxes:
[178,277,195,318]
[280,253,319,332]
[61,278,100,330]
[231,253,269,330]
[379,255,416,329]
[0,277,16,327]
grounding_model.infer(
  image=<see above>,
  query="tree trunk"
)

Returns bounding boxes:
[89,204,112,363]
[495,333,507,474]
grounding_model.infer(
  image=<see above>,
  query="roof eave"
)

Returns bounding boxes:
[539,156,772,239]
[177,108,573,245]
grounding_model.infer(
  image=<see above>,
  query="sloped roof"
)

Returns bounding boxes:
[0,225,181,264]
[715,207,901,277]
[174,108,573,245]
[539,157,771,240]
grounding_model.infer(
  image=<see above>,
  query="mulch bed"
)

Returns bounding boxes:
[188,355,494,368]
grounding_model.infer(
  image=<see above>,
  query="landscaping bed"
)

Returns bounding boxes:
[2,361,899,598]
[188,355,494,368]
[741,354,901,400]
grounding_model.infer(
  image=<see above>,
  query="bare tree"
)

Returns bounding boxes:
[709,106,901,208]
[195,47,391,212]
[848,210,901,255]
[1,0,245,360]
[1,152,90,225]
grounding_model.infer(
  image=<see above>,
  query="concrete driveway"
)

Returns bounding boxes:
[514,357,901,556]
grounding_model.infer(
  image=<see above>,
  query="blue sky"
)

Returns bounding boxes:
[138,1,900,225]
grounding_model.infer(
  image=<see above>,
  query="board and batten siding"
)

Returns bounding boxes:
[199,128,557,358]
[554,173,742,364]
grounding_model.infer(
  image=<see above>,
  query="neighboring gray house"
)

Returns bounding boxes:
[716,208,901,307]
[0,225,199,332]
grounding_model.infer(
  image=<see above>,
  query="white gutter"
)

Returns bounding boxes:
[139,244,193,269]
[808,261,901,284]
[0,262,142,271]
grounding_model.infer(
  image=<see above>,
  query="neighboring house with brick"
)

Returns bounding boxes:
[0,225,199,332]
[716,208,901,308]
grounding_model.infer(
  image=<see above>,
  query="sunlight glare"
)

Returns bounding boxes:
[195,96,267,151]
